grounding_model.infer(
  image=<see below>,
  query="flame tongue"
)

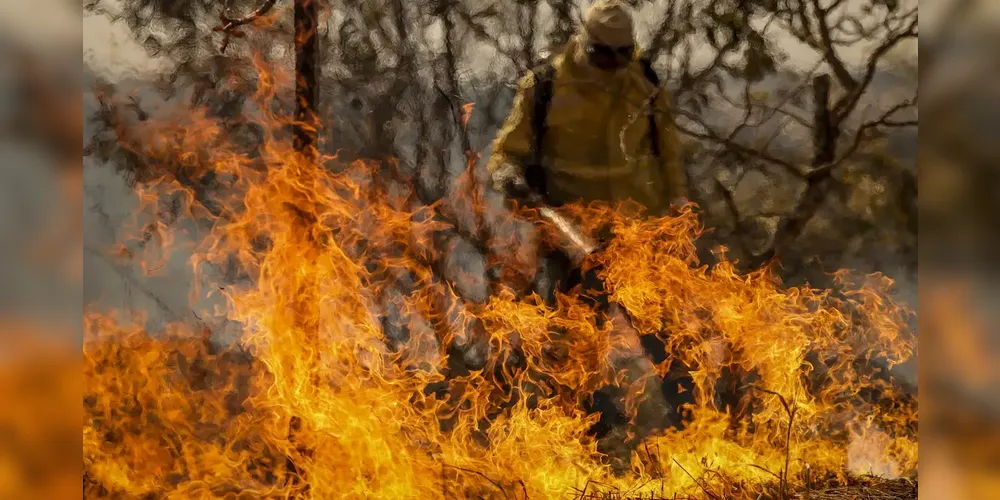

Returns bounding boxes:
[83,58,917,499]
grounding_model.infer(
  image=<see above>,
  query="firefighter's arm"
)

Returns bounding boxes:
[487,72,537,197]
[654,88,689,205]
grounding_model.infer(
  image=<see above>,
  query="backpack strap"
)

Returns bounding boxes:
[639,56,660,86]
[527,61,556,197]
[639,57,661,160]
[524,57,662,195]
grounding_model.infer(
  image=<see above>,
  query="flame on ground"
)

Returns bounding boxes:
[84,58,917,499]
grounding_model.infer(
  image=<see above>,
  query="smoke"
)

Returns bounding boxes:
[846,421,903,479]
[83,161,240,341]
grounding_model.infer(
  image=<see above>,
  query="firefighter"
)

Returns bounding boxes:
[487,0,688,214]
[486,0,688,472]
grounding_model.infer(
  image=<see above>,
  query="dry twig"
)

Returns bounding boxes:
[442,463,511,500]
[750,386,799,500]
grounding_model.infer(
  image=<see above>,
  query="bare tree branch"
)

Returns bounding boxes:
[821,94,917,179]
[675,108,808,178]
[809,0,857,91]
[646,0,684,60]
[213,0,281,53]
[833,9,917,121]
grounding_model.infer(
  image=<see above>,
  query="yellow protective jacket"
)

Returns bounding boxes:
[487,37,688,216]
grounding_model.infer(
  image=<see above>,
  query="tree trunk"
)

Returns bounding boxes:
[753,74,841,276]
[294,0,319,156]
[811,74,838,167]
[287,0,320,494]
[291,0,320,369]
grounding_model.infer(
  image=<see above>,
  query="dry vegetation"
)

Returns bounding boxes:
[79,0,924,498]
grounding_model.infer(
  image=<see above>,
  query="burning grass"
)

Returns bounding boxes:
[84,58,917,499]
[571,476,917,499]
[82,329,916,499]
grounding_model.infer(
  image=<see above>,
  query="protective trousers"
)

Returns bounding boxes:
[533,248,671,472]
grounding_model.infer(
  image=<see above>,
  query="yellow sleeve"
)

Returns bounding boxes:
[486,72,538,189]
[654,88,688,202]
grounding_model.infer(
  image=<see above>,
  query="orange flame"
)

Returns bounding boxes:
[83,57,917,499]
[462,102,475,128]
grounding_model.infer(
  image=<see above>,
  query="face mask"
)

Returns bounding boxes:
[585,42,634,72]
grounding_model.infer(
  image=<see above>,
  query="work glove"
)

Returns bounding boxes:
[491,162,532,201]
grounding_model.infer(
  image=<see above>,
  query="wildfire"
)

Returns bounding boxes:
[83,58,917,499]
